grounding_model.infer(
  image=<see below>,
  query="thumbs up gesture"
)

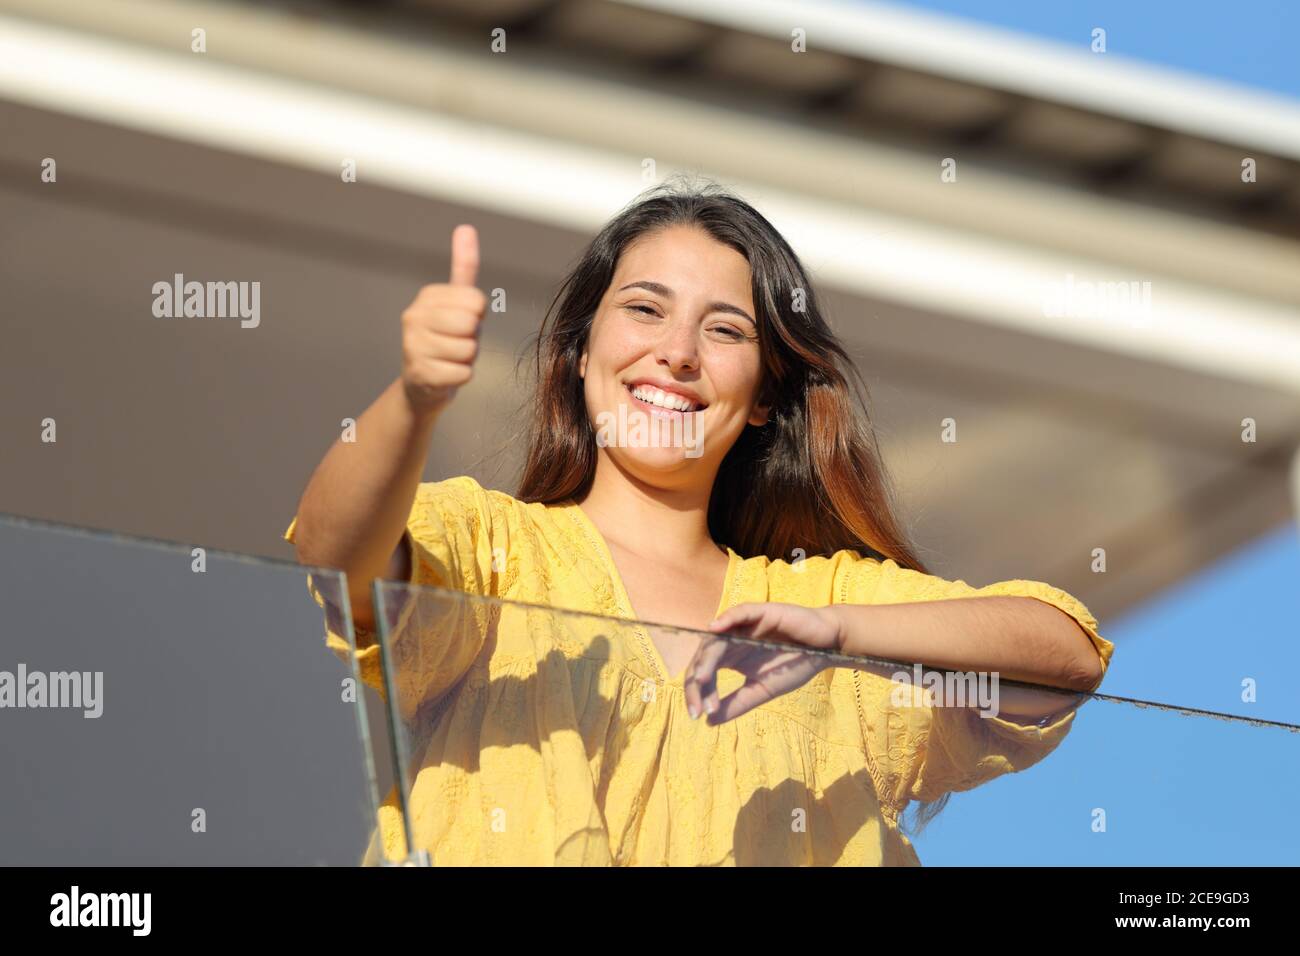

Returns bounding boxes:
[400,224,488,415]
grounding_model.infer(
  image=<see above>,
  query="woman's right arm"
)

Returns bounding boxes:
[289,225,488,631]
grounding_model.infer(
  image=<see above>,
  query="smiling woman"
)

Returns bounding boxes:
[285,175,1113,866]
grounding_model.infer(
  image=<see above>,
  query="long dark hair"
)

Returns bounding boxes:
[510,174,949,834]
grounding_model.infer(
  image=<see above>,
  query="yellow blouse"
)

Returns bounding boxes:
[284,475,1113,866]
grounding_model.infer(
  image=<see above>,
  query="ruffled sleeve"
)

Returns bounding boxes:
[283,475,499,719]
[840,556,1114,813]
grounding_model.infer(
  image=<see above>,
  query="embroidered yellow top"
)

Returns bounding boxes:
[284,475,1113,866]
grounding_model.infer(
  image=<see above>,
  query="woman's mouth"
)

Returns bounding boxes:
[624,382,706,416]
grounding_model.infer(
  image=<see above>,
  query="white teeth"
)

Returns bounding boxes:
[630,384,698,411]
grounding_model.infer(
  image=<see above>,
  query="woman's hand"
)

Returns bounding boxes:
[400,224,489,416]
[684,603,844,725]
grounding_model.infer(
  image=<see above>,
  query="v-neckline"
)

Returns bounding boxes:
[562,498,739,685]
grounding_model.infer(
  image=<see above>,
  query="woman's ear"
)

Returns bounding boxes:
[747,401,770,427]
[579,348,587,380]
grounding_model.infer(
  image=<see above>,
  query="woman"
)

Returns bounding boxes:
[286,179,1113,866]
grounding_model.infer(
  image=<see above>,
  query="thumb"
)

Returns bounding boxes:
[448,224,479,287]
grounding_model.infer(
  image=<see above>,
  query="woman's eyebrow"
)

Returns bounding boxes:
[617,281,756,326]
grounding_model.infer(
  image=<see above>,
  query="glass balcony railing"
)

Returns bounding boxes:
[3,513,1296,865]
[0,514,380,865]
[368,581,1300,867]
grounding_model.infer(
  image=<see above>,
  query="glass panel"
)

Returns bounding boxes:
[0,514,381,865]
[373,581,1299,866]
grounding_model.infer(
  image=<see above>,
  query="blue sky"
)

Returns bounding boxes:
[911,523,1300,865]
[870,1,1300,864]
[875,0,1300,100]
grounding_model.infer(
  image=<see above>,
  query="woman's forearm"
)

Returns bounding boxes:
[291,376,441,629]
[829,597,1103,719]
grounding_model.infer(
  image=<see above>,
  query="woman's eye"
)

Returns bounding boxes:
[621,306,749,340]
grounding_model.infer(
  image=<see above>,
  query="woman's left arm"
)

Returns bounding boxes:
[689,566,1112,725]
[829,595,1104,720]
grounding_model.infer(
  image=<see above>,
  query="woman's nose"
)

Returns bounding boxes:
[654,315,699,371]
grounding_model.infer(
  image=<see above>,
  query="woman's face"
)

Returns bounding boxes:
[579,224,769,489]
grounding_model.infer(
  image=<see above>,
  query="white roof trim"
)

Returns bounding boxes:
[2,13,1298,395]
[616,0,1300,159]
